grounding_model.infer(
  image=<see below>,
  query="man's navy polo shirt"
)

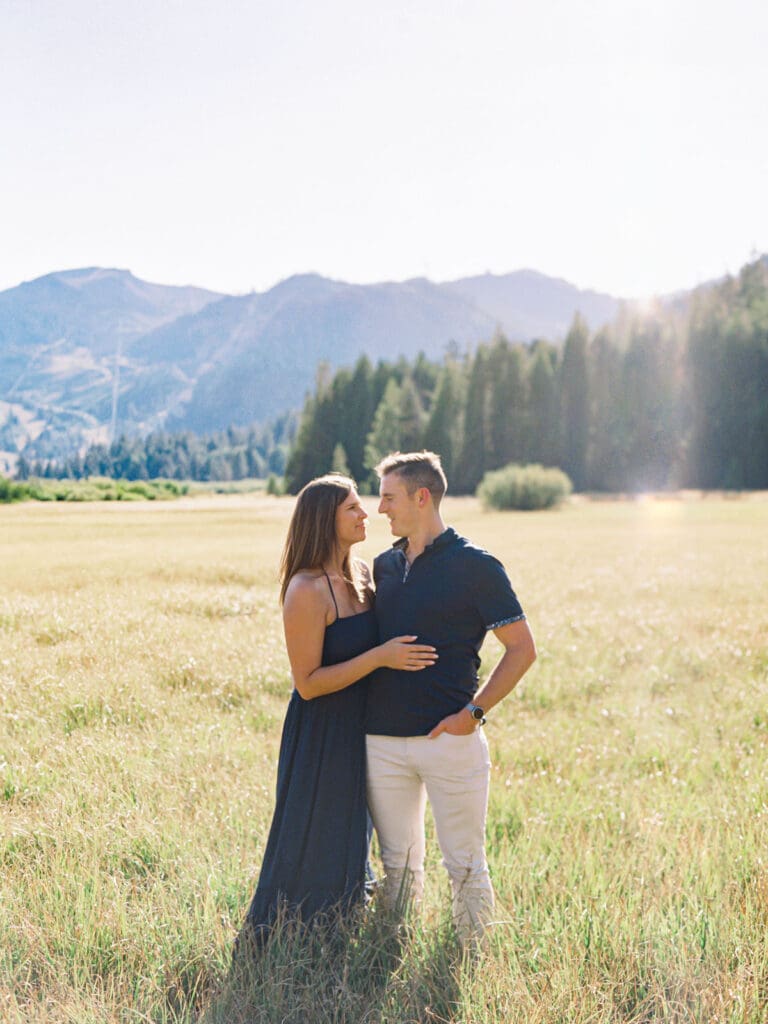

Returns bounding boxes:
[365,527,525,736]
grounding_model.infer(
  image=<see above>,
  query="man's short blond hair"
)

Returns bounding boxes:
[375,451,447,506]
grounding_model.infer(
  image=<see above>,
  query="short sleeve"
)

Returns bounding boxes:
[469,551,525,631]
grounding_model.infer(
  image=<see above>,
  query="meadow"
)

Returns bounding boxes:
[1,492,767,1023]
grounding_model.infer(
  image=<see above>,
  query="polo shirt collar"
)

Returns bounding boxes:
[392,526,457,557]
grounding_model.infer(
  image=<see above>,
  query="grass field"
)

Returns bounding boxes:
[2,493,767,1023]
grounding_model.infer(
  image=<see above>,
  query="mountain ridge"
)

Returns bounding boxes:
[0,264,624,468]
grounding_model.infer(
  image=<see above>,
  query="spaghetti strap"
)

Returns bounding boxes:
[323,571,340,622]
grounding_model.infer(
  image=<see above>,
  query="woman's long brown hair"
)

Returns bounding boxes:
[279,474,358,604]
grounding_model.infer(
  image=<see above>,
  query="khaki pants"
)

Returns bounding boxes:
[365,730,495,944]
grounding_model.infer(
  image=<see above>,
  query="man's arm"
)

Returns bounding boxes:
[428,619,536,737]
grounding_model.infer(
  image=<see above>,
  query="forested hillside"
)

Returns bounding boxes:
[17,414,296,484]
[285,258,768,494]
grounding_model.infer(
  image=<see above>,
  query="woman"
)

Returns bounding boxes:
[237,474,436,950]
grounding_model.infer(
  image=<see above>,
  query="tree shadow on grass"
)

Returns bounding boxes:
[198,907,464,1024]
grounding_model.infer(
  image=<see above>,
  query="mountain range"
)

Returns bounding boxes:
[0,265,622,469]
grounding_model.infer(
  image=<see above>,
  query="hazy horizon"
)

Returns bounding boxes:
[4,258,735,300]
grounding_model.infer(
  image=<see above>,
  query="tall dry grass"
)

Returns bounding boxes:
[1,493,767,1022]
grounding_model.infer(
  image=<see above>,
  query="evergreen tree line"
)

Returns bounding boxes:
[16,414,297,483]
[285,258,768,494]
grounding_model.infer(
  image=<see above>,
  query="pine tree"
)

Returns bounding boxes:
[587,329,627,490]
[411,351,440,409]
[486,335,527,470]
[424,362,463,480]
[455,348,489,493]
[364,378,403,480]
[283,365,338,491]
[284,395,319,493]
[398,375,425,452]
[231,449,249,480]
[687,260,768,488]
[527,342,559,468]
[342,356,375,480]
[331,443,351,476]
[621,315,682,490]
[559,313,590,490]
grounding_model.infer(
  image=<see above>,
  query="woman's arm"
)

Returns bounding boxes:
[283,574,437,701]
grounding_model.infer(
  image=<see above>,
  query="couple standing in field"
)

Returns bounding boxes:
[237,450,536,955]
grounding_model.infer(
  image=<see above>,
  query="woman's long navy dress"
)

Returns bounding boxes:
[241,581,377,943]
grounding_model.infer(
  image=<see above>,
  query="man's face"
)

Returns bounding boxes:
[378,472,419,537]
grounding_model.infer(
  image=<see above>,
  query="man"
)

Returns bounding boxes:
[365,450,536,947]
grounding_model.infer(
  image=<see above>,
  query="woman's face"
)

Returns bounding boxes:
[334,488,368,547]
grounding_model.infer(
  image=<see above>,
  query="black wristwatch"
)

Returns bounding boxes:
[466,703,486,726]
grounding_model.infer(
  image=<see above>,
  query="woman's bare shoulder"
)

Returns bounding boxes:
[284,570,328,607]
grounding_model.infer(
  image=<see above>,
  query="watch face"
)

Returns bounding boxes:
[471,705,484,720]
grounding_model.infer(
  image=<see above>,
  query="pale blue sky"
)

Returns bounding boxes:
[2,0,766,298]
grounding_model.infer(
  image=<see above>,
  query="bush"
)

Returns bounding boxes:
[477,463,572,511]
[0,475,189,504]
[0,476,26,502]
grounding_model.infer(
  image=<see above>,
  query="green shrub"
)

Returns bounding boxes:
[265,474,284,496]
[477,463,572,511]
[0,475,188,504]
[0,477,18,502]
[159,480,187,497]
[124,482,155,500]
[25,480,54,501]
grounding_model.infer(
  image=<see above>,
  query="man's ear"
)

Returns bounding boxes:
[417,486,430,508]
